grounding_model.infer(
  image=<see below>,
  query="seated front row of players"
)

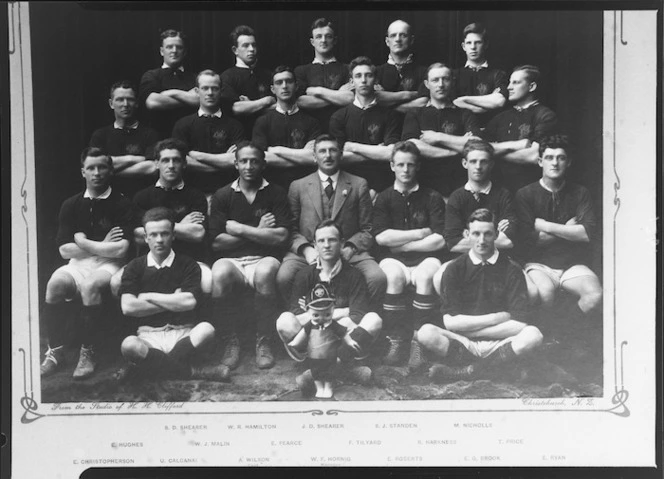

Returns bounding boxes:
[41,136,601,392]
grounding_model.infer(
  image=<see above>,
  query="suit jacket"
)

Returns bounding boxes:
[288,170,374,255]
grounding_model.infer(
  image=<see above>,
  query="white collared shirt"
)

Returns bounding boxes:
[469,248,499,265]
[230,178,270,192]
[312,57,338,65]
[316,258,343,282]
[387,53,413,66]
[197,108,222,118]
[514,100,540,111]
[317,170,340,191]
[353,96,378,110]
[276,104,299,115]
[394,182,419,195]
[235,57,256,69]
[156,179,185,191]
[161,63,184,72]
[425,100,455,110]
[83,186,112,200]
[147,249,176,269]
[464,181,493,195]
[113,121,139,130]
[464,60,489,70]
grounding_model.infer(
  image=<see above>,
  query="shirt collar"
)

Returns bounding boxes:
[393,182,419,195]
[235,57,255,69]
[316,258,343,282]
[83,186,112,199]
[312,57,338,65]
[275,104,299,115]
[513,100,540,111]
[539,178,566,193]
[464,60,489,71]
[317,170,340,185]
[198,108,222,118]
[147,249,176,269]
[231,178,270,191]
[161,63,184,72]
[113,120,139,130]
[387,53,413,66]
[469,248,499,265]
[156,179,185,190]
[353,96,378,110]
[464,181,492,195]
[425,100,455,110]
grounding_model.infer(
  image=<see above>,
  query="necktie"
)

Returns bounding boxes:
[325,177,334,199]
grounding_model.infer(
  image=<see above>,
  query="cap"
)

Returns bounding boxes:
[305,283,336,311]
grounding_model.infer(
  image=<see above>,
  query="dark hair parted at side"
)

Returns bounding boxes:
[109,80,137,98]
[512,64,541,85]
[80,147,112,168]
[230,25,256,47]
[313,133,339,150]
[538,134,570,157]
[314,219,344,241]
[234,140,266,162]
[160,29,187,46]
[462,139,495,159]
[142,206,176,229]
[391,140,421,162]
[349,56,376,76]
[310,17,336,36]
[466,208,496,228]
[463,22,488,42]
[154,138,189,162]
[272,65,295,83]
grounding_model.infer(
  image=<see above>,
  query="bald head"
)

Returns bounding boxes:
[385,19,413,55]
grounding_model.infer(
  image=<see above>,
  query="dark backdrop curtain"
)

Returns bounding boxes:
[29,4,603,296]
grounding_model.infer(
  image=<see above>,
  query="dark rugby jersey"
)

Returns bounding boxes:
[208,180,293,261]
[133,184,209,262]
[483,104,558,193]
[440,252,529,323]
[220,65,273,133]
[56,189,133,247]
[372,185,446,266]
[290,262,370,325]
[453,65,509,126]
[119,253,202,328]
[376,62,428,96]
[252,108,322,188]
[295,61,349,132]
[139,67,197,139]
[329,103,402,191]
[444,185,516,249]
[515,180,597,270]
[402,105,480,196]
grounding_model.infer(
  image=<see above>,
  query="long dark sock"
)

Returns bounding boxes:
[211,296,241,337]
[43,302,75,348]
[382,293,408,339]
[255,293,279,338]
[412,293,438,331]
[80,304,104,349]
[140,347,190,380]
[168,336,195,376]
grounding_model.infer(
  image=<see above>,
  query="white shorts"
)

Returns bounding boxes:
[379,257,441,286]
[54,256,122,298]
[136,324,193,353]
[442,329,513,359]
[226,256,278,289]
[525,263,596,289]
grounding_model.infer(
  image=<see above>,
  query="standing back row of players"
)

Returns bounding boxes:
[41,134,600,382]
[91,19,557,200]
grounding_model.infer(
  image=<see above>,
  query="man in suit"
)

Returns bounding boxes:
[276,134,386,309]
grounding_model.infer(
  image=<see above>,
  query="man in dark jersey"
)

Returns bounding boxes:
[329,56,402,193]
[89,80,159,196]
[402,62,481,197]
[221,25,275,135]
[295,18,353,132]
[373,141,447,371]
[276,220,382,398]
[417,208,543,382]
[117,207,229,383]
[452,22,509,127]
[172,69,245,193]
[252,65,322,187]
[375,19,429,113]
[209,142,293,370]
[139,29,198,139]
[40,148,132,379]
[515,135,602,318]
[482,65,558,193]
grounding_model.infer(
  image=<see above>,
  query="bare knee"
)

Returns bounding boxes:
[276,312,300,341]
[417,324,441,349]
[80,276,109,304]
[253,259,280,293]
[580,288,603,312]
[359,312,382,335]
[412,259,441,292]
[190,322,215,347]
[46,274,75,303]
[110,270,123,297]
[513,325,543,355]
[121,336,148,361]
[380,262,406,293]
